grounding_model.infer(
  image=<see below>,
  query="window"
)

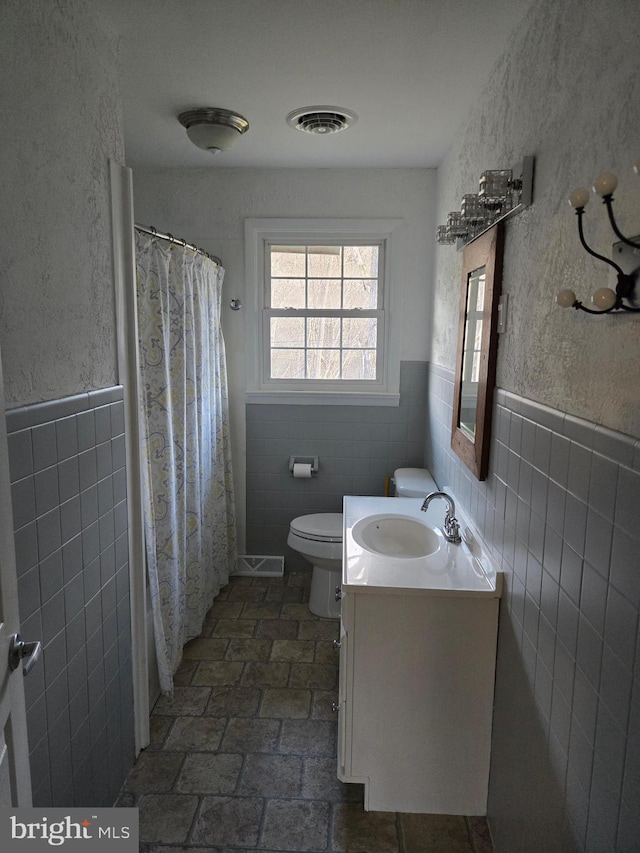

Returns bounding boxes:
[268,242,381,381]
[246,219,401,405]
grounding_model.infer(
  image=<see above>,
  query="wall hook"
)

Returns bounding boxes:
[230,299,242,311]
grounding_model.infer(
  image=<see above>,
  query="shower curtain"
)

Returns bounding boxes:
[135,230,237,694]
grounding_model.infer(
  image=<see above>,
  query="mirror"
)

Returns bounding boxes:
[451,224,504,480]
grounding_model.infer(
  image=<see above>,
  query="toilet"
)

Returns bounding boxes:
[288,468,438,618]
[288,513,344,618]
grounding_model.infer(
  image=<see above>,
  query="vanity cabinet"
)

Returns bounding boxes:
[337,587,499,813]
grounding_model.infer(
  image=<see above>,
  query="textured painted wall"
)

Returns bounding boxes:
[0,0,124,407]
[432,0,640,438]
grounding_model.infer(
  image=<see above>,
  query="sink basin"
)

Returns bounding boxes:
[352,514,441,559]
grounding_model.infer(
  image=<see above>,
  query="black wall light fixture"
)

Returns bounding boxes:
[557,162,640,314]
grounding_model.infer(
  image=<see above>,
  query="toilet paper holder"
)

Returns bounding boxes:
[289,456,319,475]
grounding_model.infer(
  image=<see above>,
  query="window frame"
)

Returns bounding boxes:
[245,218,402,406]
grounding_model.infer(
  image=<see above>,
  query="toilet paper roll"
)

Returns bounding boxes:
[292,462,313,479]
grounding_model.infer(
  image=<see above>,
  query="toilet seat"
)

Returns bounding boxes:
[289,513,343,543]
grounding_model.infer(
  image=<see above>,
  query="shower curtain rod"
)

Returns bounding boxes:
[135,223,222,266]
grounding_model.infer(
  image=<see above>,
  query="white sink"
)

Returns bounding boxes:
[343,495,502,595]
[352,514,441,559]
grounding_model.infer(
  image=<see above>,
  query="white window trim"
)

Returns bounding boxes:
[245,218,402,405]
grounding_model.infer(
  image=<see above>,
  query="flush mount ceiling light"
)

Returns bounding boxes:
[286,106,358,135]
[178,107,249,154]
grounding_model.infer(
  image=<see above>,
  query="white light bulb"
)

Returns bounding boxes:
[568,187,590,208]
[592,288,617,310]
[556,289,577,308]
[592,171,618,197]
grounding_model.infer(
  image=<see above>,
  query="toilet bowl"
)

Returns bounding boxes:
[288,469,438,619]
[288,513,343,618]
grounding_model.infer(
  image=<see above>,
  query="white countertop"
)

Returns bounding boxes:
[342,495,502,597]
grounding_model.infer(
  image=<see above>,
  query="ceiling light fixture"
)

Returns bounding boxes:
[286,106,358,135]
[557,162,640,314]
[178,107,249,154]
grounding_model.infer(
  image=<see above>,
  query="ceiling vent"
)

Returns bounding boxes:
[286,106,358,135]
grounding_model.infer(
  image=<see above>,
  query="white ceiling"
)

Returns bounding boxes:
[106,0,533,170]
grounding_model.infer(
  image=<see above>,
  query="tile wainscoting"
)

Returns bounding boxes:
[426,362,640,852]
[6,387,135,807]
[246,361,429,570]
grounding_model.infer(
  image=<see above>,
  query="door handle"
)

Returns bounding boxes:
[9,633,42,676]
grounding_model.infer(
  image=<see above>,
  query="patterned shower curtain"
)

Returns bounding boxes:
[135,230,237,694]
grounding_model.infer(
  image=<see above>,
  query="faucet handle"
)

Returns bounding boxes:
[444,511,462,544]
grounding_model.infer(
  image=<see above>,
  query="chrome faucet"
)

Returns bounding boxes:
[421,491,462,544]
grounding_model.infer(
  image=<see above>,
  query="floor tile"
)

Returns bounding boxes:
[279,719,336,756]
[271,638,316,661]
[227,585,266,602]
[191,661,244,686]
[240,601,282,620]
[142,847,222,853]
[265,584,302,602]
[289,662,338,690]
[164,716,226,751]
[241,660,290,687]
[174,659,199,685]
[121,573,493,852]
[175,753,242,794]
[152,686,211,717]
[399,813,474,852]
[191,795,263,847]
[281,602,317,621]
[210,619,256,638]
[205,686,261,718]
[302,756,363,802]
[138,793,199,844]
[298,620,340,641]
[237,753,303,797]
[332,802,400,853]
[467,816,494,852]
[147,714,173,749]
[123,751,183,793]
[260,688,312,719]
[255,618,299,639]
[183,638,229,660]
[260,798,331,851]
[224,637,272,661]
[208,600,243,619]
[311,690,339,720]
[220,717,280,753]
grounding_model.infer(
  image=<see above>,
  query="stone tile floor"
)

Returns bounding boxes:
[118,572,494,852]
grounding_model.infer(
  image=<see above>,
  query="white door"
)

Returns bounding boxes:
[0,353,33,805]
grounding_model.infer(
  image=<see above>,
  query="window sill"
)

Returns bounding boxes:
[245,390,401,406]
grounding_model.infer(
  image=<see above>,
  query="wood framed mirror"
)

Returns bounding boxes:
[451,223,504,480]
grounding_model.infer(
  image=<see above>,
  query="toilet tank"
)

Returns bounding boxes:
[393,467,438,497]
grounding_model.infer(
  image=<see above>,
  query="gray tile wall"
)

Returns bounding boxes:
[425,362,640,852]
[6,387,135,808]
[246,361,428,569]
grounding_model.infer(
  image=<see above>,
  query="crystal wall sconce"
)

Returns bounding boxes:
[557,162,640,314]
[436,156,534,248]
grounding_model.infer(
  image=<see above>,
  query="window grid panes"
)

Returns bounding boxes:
[266,243,382,382]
